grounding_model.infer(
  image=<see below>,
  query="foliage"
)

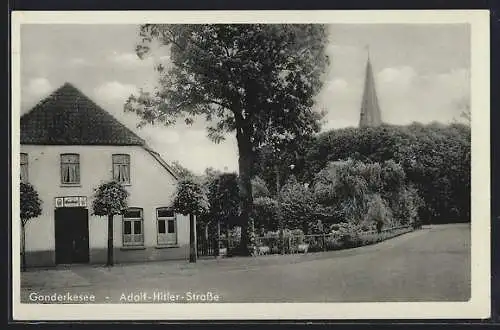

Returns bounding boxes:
[92,180,129,217]
[253,225,414,255]
[279,175,319,234]
[312,159,371,224]
[393,185,424,228]
[173,177,209,216]
[251,176,271,199]
[253,136,315,195]
[92,180,130,267]
[20,182,43,271]
[127,24,329,254]
[310,158,419,231]
[303,123,470,224]
[20,182,42,226]
[207,172,240,227]
[364,193,393,232]
[170,160,195,179]
[381,159,406,194]
[330,222,363,248]
[252,197,279,233]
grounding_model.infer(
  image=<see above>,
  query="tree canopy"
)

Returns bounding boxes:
[173,177,209,216]
[92,180,129,217]
[127,24,330,253]
[127,24,328,146]
[20,182,42,225]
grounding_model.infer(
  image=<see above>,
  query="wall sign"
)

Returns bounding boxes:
[55,196,87,208]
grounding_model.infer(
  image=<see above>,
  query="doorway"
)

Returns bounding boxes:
[54,207,89,264]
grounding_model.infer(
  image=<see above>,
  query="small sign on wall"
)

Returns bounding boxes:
[55,196,88,208]
[55,197,64,208]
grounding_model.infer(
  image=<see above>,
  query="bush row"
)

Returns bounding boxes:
[250,225,413,255]
[252,158,422,235]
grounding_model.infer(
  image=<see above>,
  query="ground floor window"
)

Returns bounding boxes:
[123,208,144,246]
[157,207,177,246]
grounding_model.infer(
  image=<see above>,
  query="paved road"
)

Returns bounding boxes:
[21,224,470,303]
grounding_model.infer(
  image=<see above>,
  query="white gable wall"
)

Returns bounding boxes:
[20,144,190,265]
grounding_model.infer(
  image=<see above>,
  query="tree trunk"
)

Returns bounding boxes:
[189,214,197,263]
[21,223,26,272]
[215,219,220,257]
[236,129,255,256]
[107,214,114,266]
[276,165,284,254]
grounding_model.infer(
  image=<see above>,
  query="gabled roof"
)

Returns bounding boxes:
[21,82,146,145]
[21,82,180,181]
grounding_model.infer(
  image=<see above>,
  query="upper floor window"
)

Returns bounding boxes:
[20,153,28,183]
[60,154,80,184]
[157,207,177,246]
[112,154,130,184]
[123,207,144,247]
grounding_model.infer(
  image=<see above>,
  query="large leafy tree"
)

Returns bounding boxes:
[126,24,329,254]
[173,177,209,262]
[92,180,129,266]
[20,182,42,271]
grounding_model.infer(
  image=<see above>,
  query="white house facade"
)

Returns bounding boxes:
[20,83,191,267]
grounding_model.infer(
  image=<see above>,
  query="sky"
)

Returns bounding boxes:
[20,24,470,174]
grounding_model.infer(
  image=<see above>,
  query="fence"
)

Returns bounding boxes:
[253,225,413,255]
[199,225,413,257]
[197,235,238,258]
[197,236,217,257]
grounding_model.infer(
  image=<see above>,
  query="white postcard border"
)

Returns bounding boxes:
[11,10,490,320]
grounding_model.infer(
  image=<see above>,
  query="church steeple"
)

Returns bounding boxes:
[359,47,382,128]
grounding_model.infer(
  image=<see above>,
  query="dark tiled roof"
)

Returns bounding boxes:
[21,82,146,146]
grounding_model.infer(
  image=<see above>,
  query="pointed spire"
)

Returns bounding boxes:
[359,46,382,128]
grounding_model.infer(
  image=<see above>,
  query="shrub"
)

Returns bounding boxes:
[332,222,363,248]
[252,176,271,199]
[252,197,279,233]
[312,159,371,225]
[325,234,342,251]
[381,159,406,194]
[279,176,319,233]
[364,193,393,233]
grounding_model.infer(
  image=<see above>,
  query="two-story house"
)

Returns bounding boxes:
[20,82,191,267]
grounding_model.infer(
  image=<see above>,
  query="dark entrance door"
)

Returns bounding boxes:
[55,207,89,264]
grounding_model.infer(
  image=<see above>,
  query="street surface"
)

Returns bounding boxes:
[21,224,470,303]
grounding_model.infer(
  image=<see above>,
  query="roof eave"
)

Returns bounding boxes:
[142,146,180,181]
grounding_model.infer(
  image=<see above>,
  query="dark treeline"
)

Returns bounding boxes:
[293,122,471,225]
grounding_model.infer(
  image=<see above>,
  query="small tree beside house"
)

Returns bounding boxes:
[173,178,209,263]
[92,180,129,266]
[20,182,42,271]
